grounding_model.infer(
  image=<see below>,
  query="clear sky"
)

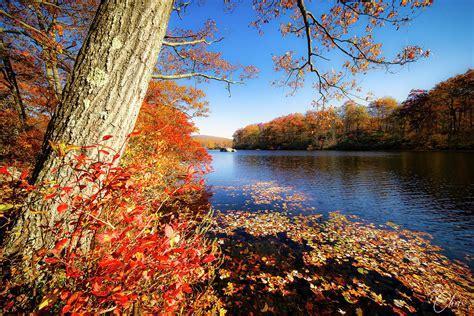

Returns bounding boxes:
[167,0,474,139]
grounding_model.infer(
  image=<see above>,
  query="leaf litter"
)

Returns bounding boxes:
[209,181,474,315]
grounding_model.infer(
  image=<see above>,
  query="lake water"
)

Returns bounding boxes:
[206,150,474,271]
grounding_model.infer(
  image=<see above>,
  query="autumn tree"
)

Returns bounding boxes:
[233,124,262,149]
[339,100,370,134]
[259,114,309,149]
[368,97,399,132]
[392,70,473,148]
[396,89,430,144]
[1,2,258,300]
[2,0,175,282]
[124,80,211,203]
[429,69,473,143]
[253,0,432,103]
[1,1,98,115]
[234,109,343,150]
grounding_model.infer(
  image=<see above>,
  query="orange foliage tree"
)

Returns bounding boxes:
[253,0,432,102]
[233,70,473,150]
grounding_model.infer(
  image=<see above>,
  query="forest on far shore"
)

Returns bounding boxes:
[233,69,473,151]
[193,135,233,149]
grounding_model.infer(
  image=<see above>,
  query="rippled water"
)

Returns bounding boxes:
[206,150,474,270]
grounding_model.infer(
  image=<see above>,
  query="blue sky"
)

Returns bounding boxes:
[168,0,474,139]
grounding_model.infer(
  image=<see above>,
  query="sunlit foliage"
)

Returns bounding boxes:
[251,0,432,103]
[234,70,474,150]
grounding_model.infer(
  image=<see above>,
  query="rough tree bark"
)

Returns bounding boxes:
[3,0,174,267]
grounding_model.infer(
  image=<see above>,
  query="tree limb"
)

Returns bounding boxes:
[152,72,243,84]
[0,11,76,62]
[163,37,223,47]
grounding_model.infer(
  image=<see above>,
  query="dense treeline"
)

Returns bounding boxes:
[233,70,473,150]
[192,135,233,149]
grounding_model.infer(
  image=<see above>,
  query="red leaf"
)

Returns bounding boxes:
[202,254,216,263]
[98,259,122,272]
[172,247,185,254]
[57,203,68,214]
[102,135,113,141]
[44,193,57,200]
[92,282,110,296]
[60,291,71,300]
[62,305,72,314]
[52,238,68,255]
[112,293,129,306]
[4,300,14,310]
[62,186,73,193]
[0,165,11,176]
[44,257,60,264]
[20,171,28,180]
[92,282,101,292]
[127,130,141,137]
[182,283,192,294]
[66,292,80,305]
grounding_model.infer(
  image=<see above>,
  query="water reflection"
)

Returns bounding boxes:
[206,150,474,270]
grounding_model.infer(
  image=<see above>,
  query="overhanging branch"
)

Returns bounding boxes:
[152,73,243,85]
[163,37,224,47]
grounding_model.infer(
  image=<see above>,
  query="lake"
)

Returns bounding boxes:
[206,150,474,271]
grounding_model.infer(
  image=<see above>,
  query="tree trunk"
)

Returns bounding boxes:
[3,0,173,270]
[469,100,472,132]
[330,120,336,143]
[1,39,27,127]
[44,48,62,100]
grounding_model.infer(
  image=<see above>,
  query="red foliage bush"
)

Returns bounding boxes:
[0,139,218,314]
[1,77,219,313]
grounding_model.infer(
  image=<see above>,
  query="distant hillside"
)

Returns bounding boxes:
[192,135,233,149]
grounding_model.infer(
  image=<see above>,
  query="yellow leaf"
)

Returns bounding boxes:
[39,292,58,311]
[170,234,180,247]
[38,298,51,310]
[65,144,81,154]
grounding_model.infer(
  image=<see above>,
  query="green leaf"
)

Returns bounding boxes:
[357,268,368,275]
[0,204,14,213]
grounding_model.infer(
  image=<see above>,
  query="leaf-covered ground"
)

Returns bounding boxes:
[209,182,474,315]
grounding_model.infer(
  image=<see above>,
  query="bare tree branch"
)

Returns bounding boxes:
[0,10,76,61]
[163,37,224,47]
[152,72,243,85]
